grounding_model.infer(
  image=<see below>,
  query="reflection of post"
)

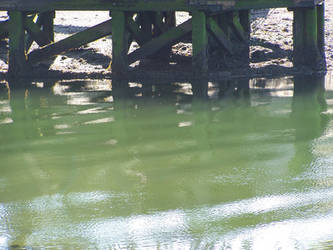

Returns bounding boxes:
[8,82,57,138]
[191,79,208,98]
[217,78,250,104]
[112,77,130,99]
[290,75,328,172]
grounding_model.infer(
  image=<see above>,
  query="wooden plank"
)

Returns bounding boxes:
[192,11,208,74]
[8,11,29,78]
[0,0,324,12]
[28,19,112,63]
[128,19,192,64]
[206,17,233,54]
[111,11,128,76]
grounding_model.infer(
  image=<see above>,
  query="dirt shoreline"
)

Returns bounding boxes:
[0,6,332,81]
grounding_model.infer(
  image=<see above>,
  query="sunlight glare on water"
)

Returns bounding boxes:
[1,75,333,249]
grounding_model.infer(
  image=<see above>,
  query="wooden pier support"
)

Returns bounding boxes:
[192,11,208,76]
[111,11,129,77]
[317,4,325,54]
[1,0,326,80]
[8,11,29,78]
[293,4,324,69]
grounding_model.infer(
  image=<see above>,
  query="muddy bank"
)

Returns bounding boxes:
[0,7,332,80]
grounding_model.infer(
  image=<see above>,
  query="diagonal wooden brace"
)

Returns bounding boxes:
[207,17,233,54]
[128,19,192,64]
[28,19,113,63]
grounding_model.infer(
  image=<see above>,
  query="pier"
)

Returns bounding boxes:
[0,0,326,81]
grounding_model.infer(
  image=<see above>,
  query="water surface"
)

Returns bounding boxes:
[1,75,333,249]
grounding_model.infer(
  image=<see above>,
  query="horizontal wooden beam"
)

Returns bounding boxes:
[128,19,192,64]
[28,19,112,63]
[0,0,323,12]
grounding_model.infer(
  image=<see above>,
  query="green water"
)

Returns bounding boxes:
[1,75,333,249]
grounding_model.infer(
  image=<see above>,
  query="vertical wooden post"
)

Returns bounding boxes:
[40,11,55,42]
[317,4,325,54]
[8,11,28,78]
[112,11,128,77]
[304,7,318,63]
[293,6,321,69]
[192,11,208,76]
[293,9,305,67]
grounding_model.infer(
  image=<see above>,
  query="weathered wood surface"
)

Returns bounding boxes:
[8,11,29,77]
[28,19,113,63]
[3,0,325,80]
[0,0,324,11]
[128,19,192,64]
[293,5,324,68]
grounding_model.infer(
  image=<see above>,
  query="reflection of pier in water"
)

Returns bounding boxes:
[0,76,329,192]
[0,76,331,247]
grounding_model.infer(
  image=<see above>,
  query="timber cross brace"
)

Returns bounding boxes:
[0,0,325,80]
